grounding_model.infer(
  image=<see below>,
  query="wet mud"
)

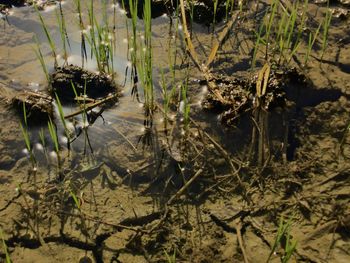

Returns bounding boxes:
[51,65,120,103]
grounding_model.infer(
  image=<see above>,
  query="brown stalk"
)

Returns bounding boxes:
[64,93,119,119]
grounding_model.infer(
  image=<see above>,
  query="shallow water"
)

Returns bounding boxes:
[0,1,176,160]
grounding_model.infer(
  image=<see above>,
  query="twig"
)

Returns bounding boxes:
[113,126,137,152]
[0,192,21,212]
[64,93,119,119]
[236,219,249,263]
[179,0,201,69]
[301,215,350,244]
[190,117,244,186]
[149,169,204,233]
[56,209,148,233]
[167,169,203,205]
[206,11,241,68]
[178,0,231,106]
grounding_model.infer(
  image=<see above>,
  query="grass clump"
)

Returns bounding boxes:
[266,217,297,263]
[251,0,332,69]
[85,0,115,76]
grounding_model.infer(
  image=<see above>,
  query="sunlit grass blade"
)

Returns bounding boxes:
[33,36,50,83]
[48,118,59,154]
[0,228,12,263]
[34,4,57,67]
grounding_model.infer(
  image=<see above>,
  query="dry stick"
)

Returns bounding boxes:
[113,125,137,152]
[190,117,244,185]
[278,0,289,14]
[64,93,119,119]
[23,90,53,100]
[178,0,229,105]
[52,208,147,233]
[301,215,350,244]
[236,219,249,263]
[148,169,203,233]
[317,168,350,186]
[157,100,244,193]
[172,4,243,187]
[206,11,241,68]
[179,0,201,69]
[167,168,203,205]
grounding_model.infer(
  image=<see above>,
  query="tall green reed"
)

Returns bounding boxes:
[127,0,139,97]
[225,0,235,20]
[137,0,154,121]
[251,13,266,69]
[144,0,153,104]
[71,80,93,154]
[160,68,177,127]
[304,23,321,65]
[20,102,36,167]
[39,128,46,150]
[38,128,50,164]
[33,36,50,83]
[73,0,88,67]
[48,117,61,167]
[84,0,114,75]
[164,249,176,263]
[55,3,70,65]
[55,94,71,154]
[251,0,324,68]
[213,0,219,27]
[189,0,195,34]
[34,4,57,68]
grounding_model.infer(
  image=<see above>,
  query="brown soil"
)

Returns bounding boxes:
[1,1,350,263]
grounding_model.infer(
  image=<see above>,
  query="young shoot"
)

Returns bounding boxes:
[34,4,57,68]
[33,36,50,83]
[0,228,12,263]
[48,117,61,167]
[266,217,297,263]
[20,102,36,167]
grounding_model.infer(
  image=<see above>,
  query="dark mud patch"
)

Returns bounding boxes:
[51,65,120,104]
[0,0,26,12]
[119,0,230,25]
[0,0,57,13]
[204,67,345,127]
[11,90,53,124]
[202,67,301,126]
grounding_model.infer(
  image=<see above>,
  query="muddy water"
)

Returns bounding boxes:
[1,2,171,158]
[1,1,350,263]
